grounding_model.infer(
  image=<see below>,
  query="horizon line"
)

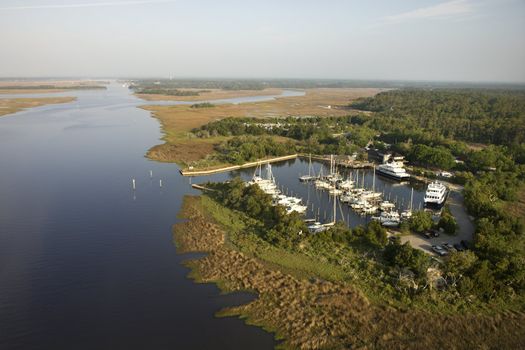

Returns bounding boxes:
[1,76,524,86]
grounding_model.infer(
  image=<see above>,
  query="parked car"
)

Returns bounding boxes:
[443,242,456,252]
[454,243,464,252]
[461,240,470,250]
[430,229,440,237]
[431,245,448,256]
[423,231,432,239]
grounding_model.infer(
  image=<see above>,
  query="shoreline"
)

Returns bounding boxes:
[0,97,77,117]
[174,194,525,349]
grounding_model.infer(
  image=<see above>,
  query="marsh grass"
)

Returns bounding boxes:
[0,97,76,117]
[174,195,525,349]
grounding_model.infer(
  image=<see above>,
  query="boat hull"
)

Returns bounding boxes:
[424,190,449,208]
[376,169,410,181]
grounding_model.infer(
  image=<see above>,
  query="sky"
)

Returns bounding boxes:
[0,0,524,82]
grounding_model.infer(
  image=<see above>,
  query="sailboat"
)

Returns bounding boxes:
[249,163,280,195]
[401,187,414,220]
[299,154,316,182]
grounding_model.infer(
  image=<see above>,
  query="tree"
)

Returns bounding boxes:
[366,220,388,247]
[409,211,433,233]
[438,207,457,235]
[384,240,430,279]
[445,251,478,287]
[470,260,496,300]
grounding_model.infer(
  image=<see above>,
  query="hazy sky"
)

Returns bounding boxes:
[0,0,524,82]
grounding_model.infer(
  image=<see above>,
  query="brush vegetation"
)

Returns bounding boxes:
[174,192,525,349]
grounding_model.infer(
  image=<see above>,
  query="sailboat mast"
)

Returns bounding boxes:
[308,154,312,177]
[333,191,337,223]
[372,165,376,192]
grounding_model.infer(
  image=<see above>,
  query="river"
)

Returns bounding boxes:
[0,83,426,349]
[0,83,284,349]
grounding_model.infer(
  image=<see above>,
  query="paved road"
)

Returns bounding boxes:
[400,189,475,256]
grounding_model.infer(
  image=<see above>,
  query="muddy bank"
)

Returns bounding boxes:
[175,196,525,349]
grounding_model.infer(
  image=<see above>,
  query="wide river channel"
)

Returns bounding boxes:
[0,83,425,349]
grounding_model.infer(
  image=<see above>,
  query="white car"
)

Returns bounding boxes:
[431,245,448,256]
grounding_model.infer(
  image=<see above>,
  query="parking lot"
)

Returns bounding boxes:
[400,189,474,256]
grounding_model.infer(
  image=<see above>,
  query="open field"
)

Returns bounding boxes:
[144,88,381,166]
[0,80,107,94]
[175,195,525,350]
[0,97,76,117]
[136,88,284,101]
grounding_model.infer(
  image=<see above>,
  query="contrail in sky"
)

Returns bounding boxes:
[0,0,176,11]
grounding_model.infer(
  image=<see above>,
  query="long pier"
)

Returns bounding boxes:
[191,184,216,191]
[180,154,298,176]
[180,153,374,177]
[304,154,373,169]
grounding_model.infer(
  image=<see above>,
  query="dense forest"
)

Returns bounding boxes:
[129,78,525,91]
[192,116,374,156]
[215,136,294,164]
[352,89,525,146]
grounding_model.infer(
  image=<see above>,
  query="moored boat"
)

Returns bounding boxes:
[424,181,448,207]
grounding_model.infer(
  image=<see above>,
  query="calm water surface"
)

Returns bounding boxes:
[0,84,421,349]
[201,159,426,227]
[0,83,280,350]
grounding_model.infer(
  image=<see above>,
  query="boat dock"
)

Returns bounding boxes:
[180,154,298,176]
[180,153,374,177]
[191,184,216,191]
[302,154,373,169]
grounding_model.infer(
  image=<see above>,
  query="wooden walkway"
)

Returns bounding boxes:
[180,154,298,177]
[304,154,374,169]
[191,184,215,191]
[181,153,375,177]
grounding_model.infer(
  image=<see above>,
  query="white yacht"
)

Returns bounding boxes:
[339,193,353,203]
[376,158,410,181]
[372,211,401,227]
[315,179,331,190]
[286,203,307,214]
[424,181,448,207]
[379,201,395,211]
[337,178,354,190]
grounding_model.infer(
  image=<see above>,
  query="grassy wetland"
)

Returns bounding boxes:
[0,80,107,94]
[0,97,76,117]
[136,88,284,102]
[141,88,381,167]
[175,194,525,350]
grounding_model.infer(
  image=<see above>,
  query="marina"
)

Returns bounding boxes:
[226,157,430,231]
